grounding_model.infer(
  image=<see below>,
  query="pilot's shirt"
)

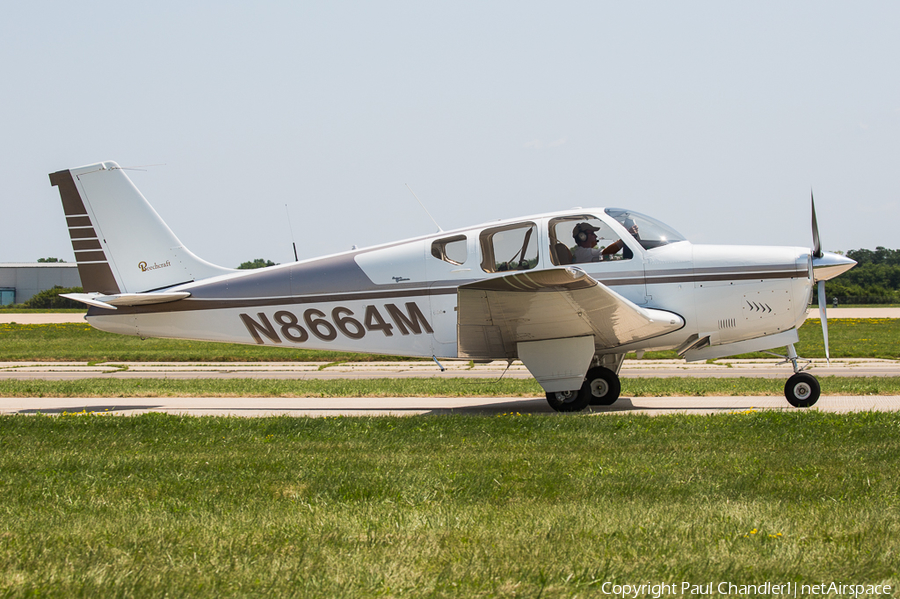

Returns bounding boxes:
[572,246,603,263]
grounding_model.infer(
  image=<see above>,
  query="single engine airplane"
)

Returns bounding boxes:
[50,161,856,411]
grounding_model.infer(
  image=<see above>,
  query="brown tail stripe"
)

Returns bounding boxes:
[49,169,121,294]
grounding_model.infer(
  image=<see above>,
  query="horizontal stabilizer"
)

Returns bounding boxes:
[61,291,191,310]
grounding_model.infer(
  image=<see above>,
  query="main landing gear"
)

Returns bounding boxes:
[546,344,823,412]
[545,361,622,413]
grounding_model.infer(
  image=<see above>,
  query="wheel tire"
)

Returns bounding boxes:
[784,372,820,408]
[546,389,591,412]
[584,367,621,406]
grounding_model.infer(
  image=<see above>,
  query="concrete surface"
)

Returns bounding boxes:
[2,394,898,417]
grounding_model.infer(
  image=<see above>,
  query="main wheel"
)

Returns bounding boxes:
[584,367,621,406]
[784,372,820,408]
[546,389,591,412]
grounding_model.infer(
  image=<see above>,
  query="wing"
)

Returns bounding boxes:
[457,267,684,359]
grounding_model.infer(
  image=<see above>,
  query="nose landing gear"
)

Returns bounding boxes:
[779,343,821,408]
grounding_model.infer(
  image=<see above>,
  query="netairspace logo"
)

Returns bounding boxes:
[599,581,893,598]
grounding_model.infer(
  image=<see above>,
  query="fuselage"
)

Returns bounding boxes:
[86,207,822,361]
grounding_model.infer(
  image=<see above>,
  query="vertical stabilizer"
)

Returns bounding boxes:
[49,161,233,294]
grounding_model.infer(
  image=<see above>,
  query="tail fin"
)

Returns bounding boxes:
[49,161,233,294]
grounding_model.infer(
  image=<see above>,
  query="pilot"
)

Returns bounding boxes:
[571,222,635,263]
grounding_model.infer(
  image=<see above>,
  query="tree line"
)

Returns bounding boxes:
[824,247,900,305]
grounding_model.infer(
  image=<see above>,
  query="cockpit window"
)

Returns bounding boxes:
[604,208,686,250]
[480,222,538,272]
[431,235,467,265]
[548,215,631,265]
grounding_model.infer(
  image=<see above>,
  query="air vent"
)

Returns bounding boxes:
[745,301,773,314]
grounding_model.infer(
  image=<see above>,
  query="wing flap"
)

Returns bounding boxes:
[457,267,683,359]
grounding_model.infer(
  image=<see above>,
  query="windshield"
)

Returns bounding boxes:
[604,208,686,250]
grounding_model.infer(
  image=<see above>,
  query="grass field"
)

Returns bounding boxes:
[0,411,897,597]
[0,318,898,362]
[2,319,898,597]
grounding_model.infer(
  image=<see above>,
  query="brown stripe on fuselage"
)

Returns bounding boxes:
[86,263,808,318]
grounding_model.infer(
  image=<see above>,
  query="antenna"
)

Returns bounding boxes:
[405,184,443,232]
[285,204,299,262]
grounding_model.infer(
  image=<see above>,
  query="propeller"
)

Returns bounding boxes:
[811,191,829,363]
[809,192,857,364]
[811,191,822,259]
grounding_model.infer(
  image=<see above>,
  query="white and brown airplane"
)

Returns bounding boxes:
[50,161,855,411]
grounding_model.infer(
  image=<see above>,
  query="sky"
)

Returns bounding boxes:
[2,2,899,267]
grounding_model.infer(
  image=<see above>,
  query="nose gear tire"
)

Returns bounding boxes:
[784,372,820,408]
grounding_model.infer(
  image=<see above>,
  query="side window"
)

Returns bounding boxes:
[431,235,468,265]
[549,216,632,265]
[480,222,538,273]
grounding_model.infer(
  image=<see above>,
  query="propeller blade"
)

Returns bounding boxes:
[818,280,830,364]
[811,190,822,259]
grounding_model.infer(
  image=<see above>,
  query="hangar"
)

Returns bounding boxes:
[0,263,81,305]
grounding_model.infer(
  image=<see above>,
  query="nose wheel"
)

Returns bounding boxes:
[784,372,820,408]
[778,343,820,408]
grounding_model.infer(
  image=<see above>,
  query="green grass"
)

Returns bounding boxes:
[1,318,899,362]
[0,323,421,363]
[643,318,900,360]
[2,376,900,399]
[0,412,897,597]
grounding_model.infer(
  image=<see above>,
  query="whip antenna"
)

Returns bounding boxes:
[285,204,299,262]
[405,184,443,232]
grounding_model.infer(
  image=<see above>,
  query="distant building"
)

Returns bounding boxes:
[0,263,82,305]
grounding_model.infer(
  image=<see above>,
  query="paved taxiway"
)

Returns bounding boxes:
[2,395,899,417]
